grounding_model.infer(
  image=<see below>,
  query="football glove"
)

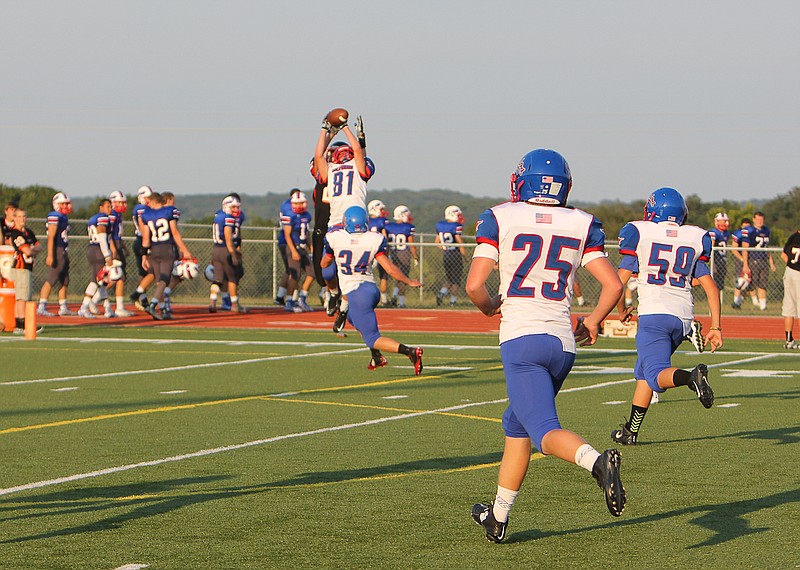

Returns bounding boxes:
[322,118,342,136]
[356,115,366,148]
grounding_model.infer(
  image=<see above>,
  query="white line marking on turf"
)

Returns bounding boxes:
[160,390,188,394]
[721,369,797,377]
[0,398,508,497]
[50,387,79,392]
[114,565,150,570]
[0,348,367,387]
[603,400,628,405]
[382,395,408,400]
[717,403,741,408]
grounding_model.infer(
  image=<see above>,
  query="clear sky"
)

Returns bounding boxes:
[2,1,798,203]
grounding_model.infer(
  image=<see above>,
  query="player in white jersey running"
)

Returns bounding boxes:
[314,112,375,328]
[321,206,424,374]
[611,187,723,446]
[467,149,626,543]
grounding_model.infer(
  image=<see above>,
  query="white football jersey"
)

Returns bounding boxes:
[618,220,711,324]
[474,202,607,351]
[324,229,388,295]
[325,159,370,228]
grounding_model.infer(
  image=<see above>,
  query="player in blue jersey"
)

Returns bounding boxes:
[749,211,776,310]
[77,199,118,318]
[611,187,723,448]
[106,191,135,317]
[321,205,423,373]
[384,205,418,308]
[367,200,391,306]
[283,192,316,312]
[209,195,248,313]
[130,185,156,310]
[730,217,756,309]
[37,192,78,317]
[468,149,626,543]
[140,192,193,320]
[435,205,466,306]
[275,188,302,305]
[707,212,731,303]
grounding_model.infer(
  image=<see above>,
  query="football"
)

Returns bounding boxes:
[326,107,349,127]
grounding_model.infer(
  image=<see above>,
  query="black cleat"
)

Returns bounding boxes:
[592,449,626,517]
[689,363,714,408]
[273,296,285,306]
[333,309,348,333]
[368,354,388,370]
[144,303,163,321]
[326,292,341,317]
[731,302,741,310]
[471,502,507,543]
[611,423,637,446]
[408,347,423,376]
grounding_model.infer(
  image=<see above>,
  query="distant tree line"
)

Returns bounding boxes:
[3,182,799,245]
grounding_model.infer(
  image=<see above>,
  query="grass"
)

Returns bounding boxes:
[0,327,798,569]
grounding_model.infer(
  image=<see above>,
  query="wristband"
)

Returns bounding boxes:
[358,135,366,149]
[709,327,721,331]
[142,247,151,256]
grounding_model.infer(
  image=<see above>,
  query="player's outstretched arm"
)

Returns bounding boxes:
[377,254,421,287]
[697,273,723,352]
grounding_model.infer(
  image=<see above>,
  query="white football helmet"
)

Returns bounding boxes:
[52,192,72,214]
[97,260,124,285]
[204,264,216,282]
[222,196,241,215]
[137,185,153,205]
[109,190,127,213]
[368,200,388,218]
[290,192,307,214]
[445,205,464,224]
[394,205,412,223]
[173,259,200,280]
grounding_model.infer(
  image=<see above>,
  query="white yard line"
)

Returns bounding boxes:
[0,398,508,497]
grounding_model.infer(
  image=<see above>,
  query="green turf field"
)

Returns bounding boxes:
[1,327,798,569]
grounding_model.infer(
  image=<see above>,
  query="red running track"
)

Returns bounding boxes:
[31,304,783,340]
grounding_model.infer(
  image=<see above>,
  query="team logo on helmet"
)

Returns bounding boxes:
[643,187,687,225]
[222,195,241,215]
[510,149,572,206]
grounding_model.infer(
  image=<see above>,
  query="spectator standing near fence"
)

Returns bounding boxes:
[781,228,800,349]
[8,208,42,333]
[2,203,17,245]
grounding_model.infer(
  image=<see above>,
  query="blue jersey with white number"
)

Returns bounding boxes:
[618,220,711,323]
[435,220,462,250]
[384,221,415,251]
[278,199,293,245]
[323,229,387,295]
[212,209,237,248]
[750,224,771,261]
[707,227,730,259]
[474,202,606,350]
[141,206,179,245]
[87,212,111,248]
[368,216,387,234]
[289,211,312,248]
[46,210,69,249]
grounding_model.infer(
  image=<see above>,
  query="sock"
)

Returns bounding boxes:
[330,288,340,296]
[300,290,308,299]
[625,298,633,308]
[626,404,649,434]
[392,286,399,298]
[397,344,412,356]
[398,295,405,306]
[38,299,46,307]
[672,369,692,387]
[733,294,742,305]
[15,318,23,329]
[719,291,724,304]
[751,296,759,306]
[576,295,585,306]
[292,290,300,301]
[340,299,349,312]
[81,298,90,309]
[787,331,794,342]
[381,293,388,303]
[439,287,448,297]
[759,298,766,310]
[492,486,519,523]
[230,296,238,304]
[370,347,382,360]
[276,286,287,299]
[116,296,125,310]
[575,444,601,472]
[450,295,457,304]
[59,299,67,308]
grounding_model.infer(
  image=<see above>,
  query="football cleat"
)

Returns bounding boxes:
[730,302,741,310]
[36,306,55,317]
[689,364,714,408]
[58,306,79,317]
[209,303,217,313]
[115,307,135,318]
[162,309,174,320]
[784,340,799,350]
[333,309,348,333]
[144,303,163,321]
[471,502,507,543]
[326,291,342,317]
[87,300,100,315]
[611,423,638,446]
[409,347,424,376]
[687,320,704,353]
[232,303,250,314]
[221,296,232,311]
[296,297,314,312]
[435,292,443,306]
[103,308,116,319]
[77,307,96,319]
[134,296,148,312]
[273,296,285,306]
[592,449,626,517]
[368,354,388,370]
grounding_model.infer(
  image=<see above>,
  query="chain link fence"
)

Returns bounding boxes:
[24,219,788,314]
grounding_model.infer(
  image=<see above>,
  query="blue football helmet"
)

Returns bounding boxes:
[643,187,687,225]
[510,149,572,205]
[343,205,369,233]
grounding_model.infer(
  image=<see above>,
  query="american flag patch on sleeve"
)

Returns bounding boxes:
[666,229,678,237]
[535,213,552,224]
